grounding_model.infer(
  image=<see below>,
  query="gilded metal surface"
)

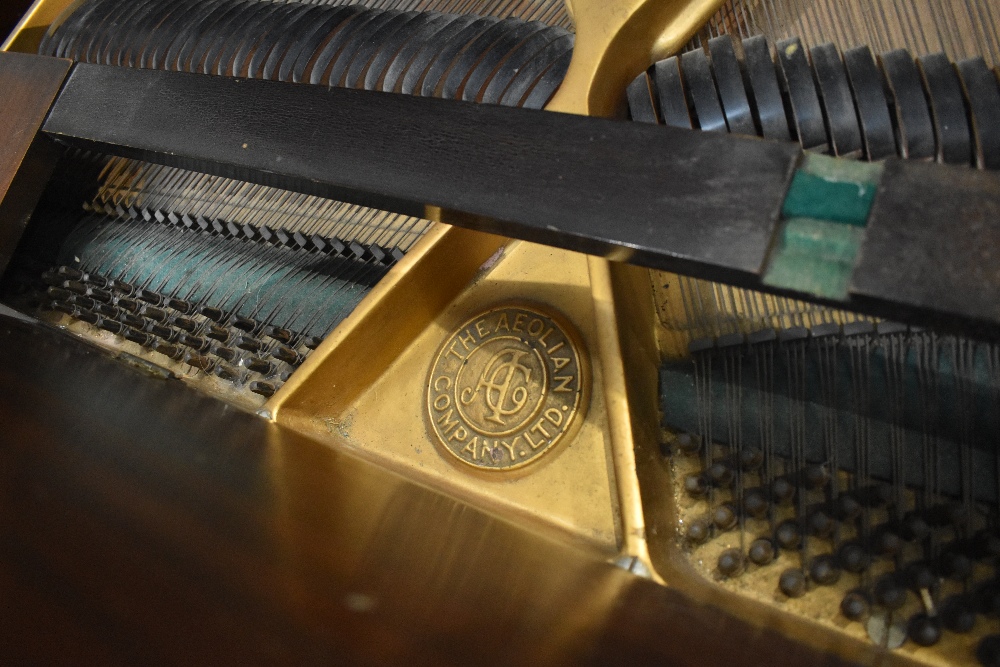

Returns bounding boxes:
[547,0,726,116]
[0,0,76,53]
[426,305,588,471]
[590,259,662,574]
[259,0,662,552]
[276,241,622,552]
[630,5,1000,665]
[4,1,973,663]
[0,312,864,666]
[269,225,506,421]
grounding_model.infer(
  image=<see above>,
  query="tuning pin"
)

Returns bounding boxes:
[873,527,903,556]
[712,504,738,532]
[249,381,277,398]
[940,550,974,581]
[214,364,242,383]
[739,447,763,470]
[802,464,830,490]
[673,433,701,455]
[743,489,769,519]
[941,595,976,634]
[686,518,711,545]
[779,568,807,598]
[706,462,734,487]
[776,520,802,551]
[838,542,871,574]
[874,574,908,611]
[748,538,775,566]
[808,510,836,538]
[809,554,841,586]
[684,474,708,498]
[771,477,795,505]
[841,591,870,621]
[718,549,744,577]
[901,512,930,542]
[836,494,863,521]
[908,613,942,647]
[904,561,938,592]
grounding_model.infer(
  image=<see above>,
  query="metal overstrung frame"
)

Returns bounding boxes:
[264,0,732,567]
[2,2,995,663]
[1,0,734,567]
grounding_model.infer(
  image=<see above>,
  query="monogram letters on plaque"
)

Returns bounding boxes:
[426,306,588,471]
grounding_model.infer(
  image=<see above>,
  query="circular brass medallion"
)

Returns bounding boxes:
[426,305,588,471]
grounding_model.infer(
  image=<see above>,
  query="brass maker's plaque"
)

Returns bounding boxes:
[427,306,588,471]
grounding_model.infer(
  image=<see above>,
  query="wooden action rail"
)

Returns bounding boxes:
[3,50,1000,339]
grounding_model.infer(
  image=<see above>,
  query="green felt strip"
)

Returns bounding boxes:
[58,216,386,338]
[762,217,865,300]
[801,152,884,183]
[781,154,883,226]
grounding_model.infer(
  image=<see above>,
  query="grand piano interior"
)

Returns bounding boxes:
[2,0,1000,664]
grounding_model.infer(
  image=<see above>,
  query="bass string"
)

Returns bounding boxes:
[277,0,573,30]
[691,0,1000,66]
